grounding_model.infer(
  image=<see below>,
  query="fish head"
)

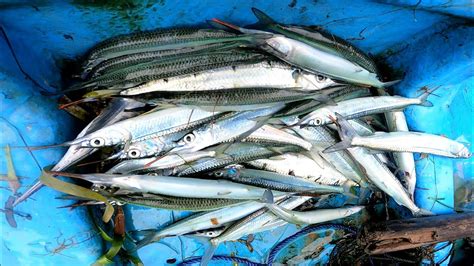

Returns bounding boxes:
[172,126,215,153]
[298,72,340,90]
[299,108,332,127]
[211,165,241,178]
[65,127,129,148]
[121,139,163,159]
[264,36,293,57]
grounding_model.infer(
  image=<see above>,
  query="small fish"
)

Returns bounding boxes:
[211,18,397,88]
[325,130,471,158]
[263,190,364,225]
[299,88,435,127]
[328,113,433,216]
[49,171,287,200]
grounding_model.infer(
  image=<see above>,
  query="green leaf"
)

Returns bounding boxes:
[4,145,20,194]
[92,236,124,266]
[40,170,114,222]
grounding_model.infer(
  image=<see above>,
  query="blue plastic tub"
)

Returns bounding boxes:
[1,1,472,265]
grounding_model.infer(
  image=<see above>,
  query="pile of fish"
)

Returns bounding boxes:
[16,8,471,265]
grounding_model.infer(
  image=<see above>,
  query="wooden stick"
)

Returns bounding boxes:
[360,212,474,255]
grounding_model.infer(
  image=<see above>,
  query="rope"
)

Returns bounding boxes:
[267,224,357,265]
[178,255,266,266]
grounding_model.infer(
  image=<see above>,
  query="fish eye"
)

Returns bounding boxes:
[317,75,327,82]
[214,171,224,177]
[127,149,141,158]
[314,118,322,125]
[99,185,106,190]
[90,137,105,147]
[183,133,195,144]
[227,168,238,176]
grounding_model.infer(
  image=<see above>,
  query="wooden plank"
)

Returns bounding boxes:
[360,212,474,255]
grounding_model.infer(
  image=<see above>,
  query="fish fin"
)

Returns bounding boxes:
[251,8,277,25]
[330,113,359,141]
[207,20,241,34]
[261,189,274,204]
[12,181,43,206]
[210,18,272,42]
[413,208,435,217]
[304,151,326,169]
[416,86,441,107]
[323,141,351,153]
[312,92,336,106]
[342,182,359,199]
[381,79,401,88]
[200,243,217,266]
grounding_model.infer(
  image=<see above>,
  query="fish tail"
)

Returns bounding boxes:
[251,8,277,25]
[417,86,441,107]
[200,242,218,266]
[323,113,358,153]
[134,232,163,251]
[209,18,272,45]
[413,208,435,217]
[380,79,401,88]
[12,181,43,206]
[261,189,274,204]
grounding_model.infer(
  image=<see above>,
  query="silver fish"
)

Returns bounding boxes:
[120,61,337,96]
[327,113,432,216]
[326,130,471,158]
[201,195,310,265]
[170,105,284,153]
[12,98,143,207]
[175,143,303,176]
[299,90,434,127]
[134,200,267,249]
[65,107,220,148]
[51,171,287,200]
[246,152,351,186]
[210,19,396,88]
[212,166,345,194]
[106,151,216,174]
[226,124,312,151]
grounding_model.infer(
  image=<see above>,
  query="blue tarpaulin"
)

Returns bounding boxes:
[1,1,472,265]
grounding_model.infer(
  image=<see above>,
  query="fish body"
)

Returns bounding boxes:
[328,114,430,215]
[87,42,241,78]
[175,144,303,176]
[120,60,337,96]
[350,131,471,158]
[114,193,244,211]
[83,28,256,71]
[251,8,378,74]
[128,87,333,111]
[66,107,219,147]
[232,124,312,151]
[135,200,266,248]
[247,152,350,186]
[383,110,417,198]
[107,151,216,174]
[299,92,433,127]
[266,199,364,225]
[213,166,344,193]
[280,116,367,186]
[56,172,286,200]
[170,105,284,153]
[201,196,310,265]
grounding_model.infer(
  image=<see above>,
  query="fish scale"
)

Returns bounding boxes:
[81,51,267,90]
